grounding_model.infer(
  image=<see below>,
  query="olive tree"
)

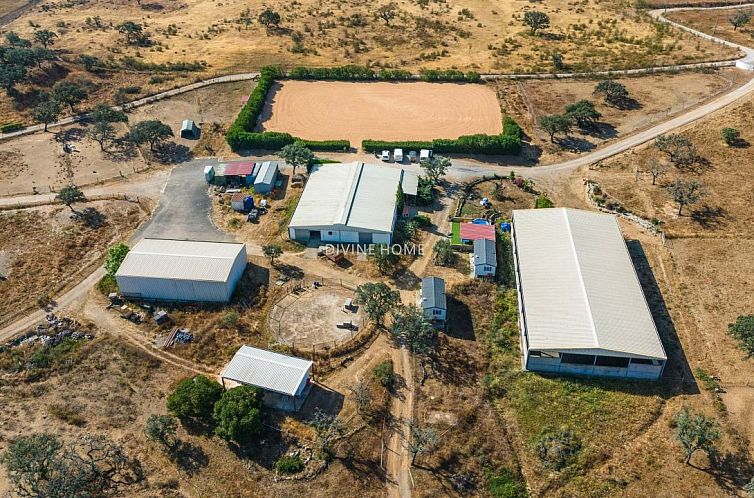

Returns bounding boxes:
[355,282,400,328]
[52,80,88,113]
[166,375,224,422]
[56,185,86,212]
[647,159,669,186]
[655,134,698,167]
[33,29,57,48]
[523,11,550,35]
[665,178,707,216]
[594,80,630,107]
[729,11,751,31]
[420,155,451,185]
[377,2,398,25]
[406,420,438,465]
[278,140,315,175]
[32,98,61,132]
[213,385,263,443]
[144,415,177,449]
[675,407,720,465]
[540,114,571,142]
[127,120,173,151]
[258,9,281,32]
[262,244,282,265]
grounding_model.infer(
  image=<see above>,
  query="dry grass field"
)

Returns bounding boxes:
[0,200,146,326]
[1,0,737,84]
[0,0,29,16]
[260,81,502,145]
[667,7,754,48]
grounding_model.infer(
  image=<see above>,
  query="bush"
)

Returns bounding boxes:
[1,122,24,133]
[417,177,434,206]
[534,195,554,209]
[412,214,431,227]
[167,375,224,422]
[299,139,350,151]
[97,274,118,295]
[213,385,263,443]
[275,454,304,474]
[419,69,480,82]
[728,315,754,356]
[488,468,527,498]
[288,65,375,80]
[502,115,523,140]
[373,360,395,389]
[721,127,741,146]
[536,429,581,470]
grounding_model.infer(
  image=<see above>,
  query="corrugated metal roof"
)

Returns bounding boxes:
[254,161,278,186]
[116,239,245,282]
[214,163,227,176]
[460,223,495,241]
[401,170,419,196]
[473,238,496,267]
[288,162,406,233]
[512,208,666,360]
[420,277,446,310]
[224,162,254,176]
[221,346,312,396]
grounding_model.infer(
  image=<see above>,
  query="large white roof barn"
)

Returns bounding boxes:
[221,346,313,411]
[288,162,418,245]
[511,208,667,380]
[115,239,247,303]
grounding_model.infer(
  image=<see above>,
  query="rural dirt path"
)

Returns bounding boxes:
[385,344,415,498]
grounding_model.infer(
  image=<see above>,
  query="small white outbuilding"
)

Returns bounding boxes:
[115,239,247,303]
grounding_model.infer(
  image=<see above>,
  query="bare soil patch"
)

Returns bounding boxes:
[0,200,146,326]
[272,286,363,348]
[259,81,503,146]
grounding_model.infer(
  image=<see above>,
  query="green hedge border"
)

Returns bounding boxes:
[226,66,520,155]
[363,116,523,155]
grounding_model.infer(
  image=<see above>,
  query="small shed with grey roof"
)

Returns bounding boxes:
[419,276,446,324]
[473,238,497,279]
[115,239,247,303]
[254,161,279,194]
[180,119,200,139]
[220,345,313,411]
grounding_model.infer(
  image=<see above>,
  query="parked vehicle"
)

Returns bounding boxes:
[420,149,432,161]
[394,149,404,163]
[408,150,418,163]
[380,150,391,161]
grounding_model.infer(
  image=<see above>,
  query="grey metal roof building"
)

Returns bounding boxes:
[115,239,247,303]
[419,276,446,324]
[511,208,667,380]
[253,161,279,194]
[221,346,313,411]
[288,162,419,245]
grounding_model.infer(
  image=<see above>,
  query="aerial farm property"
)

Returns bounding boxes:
[2,0,754,496]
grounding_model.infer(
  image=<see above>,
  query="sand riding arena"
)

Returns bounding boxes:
[268,282,365,350]
[258,80,503,146]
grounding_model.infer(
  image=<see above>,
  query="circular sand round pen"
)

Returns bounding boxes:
[270,286,364,349]
[257,80,503,146]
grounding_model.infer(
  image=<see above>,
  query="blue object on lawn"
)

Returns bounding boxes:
[472,218,490,225]
[500,222,511,232]
[243,196,255,211]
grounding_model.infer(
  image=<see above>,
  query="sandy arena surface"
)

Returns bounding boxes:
[258,81,503,147]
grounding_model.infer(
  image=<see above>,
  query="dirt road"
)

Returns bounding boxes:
[384,345,415,498]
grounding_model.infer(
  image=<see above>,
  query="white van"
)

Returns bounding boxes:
[380,150,391,162]
[394,149,404,163]
[419,149,432,161]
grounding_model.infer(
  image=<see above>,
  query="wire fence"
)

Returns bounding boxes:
[268,275,375,364]
[0,192,145,211]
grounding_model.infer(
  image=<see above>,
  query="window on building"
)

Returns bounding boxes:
[433,309,442,315]
[328,231,334,235]
[560,353,595,365]
[484,266,492,271]
[595,356,630,368]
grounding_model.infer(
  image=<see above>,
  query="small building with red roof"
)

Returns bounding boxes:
[459,223,495,242]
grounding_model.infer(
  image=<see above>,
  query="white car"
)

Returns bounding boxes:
[380,150,391,161]
[394,149,404,163]
[419,149,432,161]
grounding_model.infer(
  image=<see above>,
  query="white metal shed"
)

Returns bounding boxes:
[115,239,247,303]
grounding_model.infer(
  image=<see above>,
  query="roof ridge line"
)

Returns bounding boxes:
[237,351,310,371]
[562,208,600,350]
[340,162,364,226]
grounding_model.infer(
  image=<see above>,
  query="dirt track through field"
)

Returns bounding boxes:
[258,81,503,147]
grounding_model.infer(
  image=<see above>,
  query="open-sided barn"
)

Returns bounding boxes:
[511,208,667,380]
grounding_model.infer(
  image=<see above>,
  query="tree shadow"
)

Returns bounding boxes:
[445,295,475,341]
[74,207,107,228]
[608,97,642,111]
[580,122,618,140]
[391,268,421,290]
[54,127,86,144]
[431,337,479,388]
[557,136,596,153]
[691,205,727,229]
[170,440,209,476]
[706,448,754,494]
[626,240,698,395]
[275,263,304,280]
[104,139,139,162]
[152,142,192,164]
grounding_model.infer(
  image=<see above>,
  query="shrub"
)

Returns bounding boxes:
[721,127,741,146]
[419,69,480,82]
[299,139,350,151]
[1,122,24,133]
[534,195,554,209]
[288,65,375,80]
[373,360,395,389]
[502,115,523,140]
[167,375,224,422]
[213,385,263,443]
[104,242,130,276]
[275,454,304,474]
[97,274,118,295]
[417,177,434,206]
[728,315,754,356]
[535,429,581,470]
[488,468,527,498]
[412,214,431,227]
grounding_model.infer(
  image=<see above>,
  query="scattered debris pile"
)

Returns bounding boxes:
[153,328,192,349]
[2,314,94,352]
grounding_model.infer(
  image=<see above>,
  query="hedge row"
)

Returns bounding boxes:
[1,122,24,133]
[362,116,523,155]
[419,69,481,83]
[227,65,350,151]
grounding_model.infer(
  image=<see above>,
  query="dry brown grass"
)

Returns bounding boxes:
[667,7,754,48]
[0,200,146,326]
